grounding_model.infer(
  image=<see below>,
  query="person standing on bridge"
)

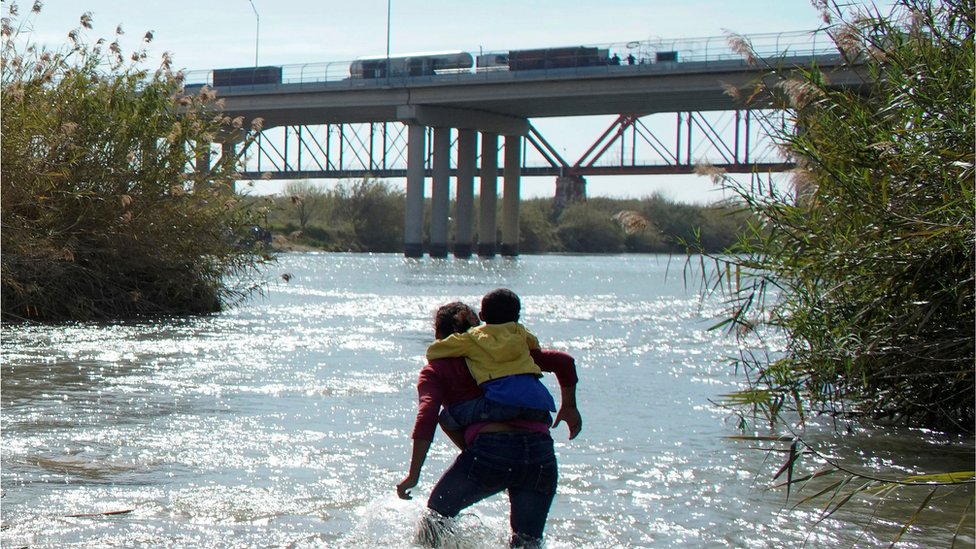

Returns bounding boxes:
[397,299,582,548]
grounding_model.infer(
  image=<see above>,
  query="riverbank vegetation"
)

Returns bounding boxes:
[1,4,269,321]
[702,0,973,541]
[715,0,973,434]
[247,179,751,255]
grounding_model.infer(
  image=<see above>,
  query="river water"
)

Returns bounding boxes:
[2,253,972,548]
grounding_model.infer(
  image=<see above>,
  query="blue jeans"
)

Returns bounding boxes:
[422,432,558,548]
[441,397,553,432]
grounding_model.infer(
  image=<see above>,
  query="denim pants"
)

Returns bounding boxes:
[424,432,558,548]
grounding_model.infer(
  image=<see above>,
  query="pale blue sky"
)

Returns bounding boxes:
[18,1,887,202]
[25,1,835,70]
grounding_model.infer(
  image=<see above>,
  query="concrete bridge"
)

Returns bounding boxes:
[186,31,862,258]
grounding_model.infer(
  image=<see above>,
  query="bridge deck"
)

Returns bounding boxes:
[211,55,858,129]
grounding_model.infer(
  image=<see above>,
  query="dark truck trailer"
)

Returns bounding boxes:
[349,51,473,79]
[508,46,608,71]
[212,66,283,87]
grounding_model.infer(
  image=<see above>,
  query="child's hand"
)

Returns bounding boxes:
[397,475,419,500]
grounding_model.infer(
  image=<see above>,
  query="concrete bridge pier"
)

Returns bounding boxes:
[404,124,426,258]
[213,127,247,194]
[429,127,452,258]
[454,129,477,259]
[398,105,527,259]
[500,135,521,257]
[478,132,499,258]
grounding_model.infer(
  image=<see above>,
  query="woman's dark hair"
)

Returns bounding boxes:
[434,301,479,339]
[480,288,521,324]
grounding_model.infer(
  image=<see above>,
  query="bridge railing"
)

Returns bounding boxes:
[182,29,838,91]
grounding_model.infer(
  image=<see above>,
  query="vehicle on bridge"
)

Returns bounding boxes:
[504,46,610,71]
[349,51,474,78]
[212,66,283,87]
[191,42,677,89]
[475,46,611,72]
[348,45,614,78]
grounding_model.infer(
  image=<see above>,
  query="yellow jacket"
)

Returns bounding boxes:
[426,322,542,385]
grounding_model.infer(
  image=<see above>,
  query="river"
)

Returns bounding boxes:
[2,253,972,548]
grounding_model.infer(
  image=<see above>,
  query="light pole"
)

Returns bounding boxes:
[247,0,260,66]
[385,0,391,79]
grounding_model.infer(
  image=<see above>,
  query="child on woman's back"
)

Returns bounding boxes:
[425,288,555,436]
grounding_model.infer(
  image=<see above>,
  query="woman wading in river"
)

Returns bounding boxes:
[397,301,582,548]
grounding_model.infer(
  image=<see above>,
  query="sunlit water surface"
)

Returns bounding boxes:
[2,254,972,548]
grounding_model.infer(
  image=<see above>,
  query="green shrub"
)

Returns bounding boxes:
[556,203,626,253]
[622,227,667,253]
[519,199,560,253]
[338,178,404,253]
[1,5,268,320]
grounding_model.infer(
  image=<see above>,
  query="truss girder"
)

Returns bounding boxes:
[237,110,791,181]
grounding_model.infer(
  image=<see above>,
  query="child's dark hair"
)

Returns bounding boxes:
[434,301,479,339]
[480,288,521,324]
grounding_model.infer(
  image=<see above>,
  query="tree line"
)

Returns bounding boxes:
[246,179,753,255]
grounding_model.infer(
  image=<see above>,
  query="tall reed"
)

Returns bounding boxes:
[704,0,974,432]
[1,3,269,321]
[702,2,974,541]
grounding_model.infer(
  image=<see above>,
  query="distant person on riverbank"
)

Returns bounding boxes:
[397,300,582,548]
[425,288,556,442]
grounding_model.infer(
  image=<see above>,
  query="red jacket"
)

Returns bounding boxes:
[411,349,578,441]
